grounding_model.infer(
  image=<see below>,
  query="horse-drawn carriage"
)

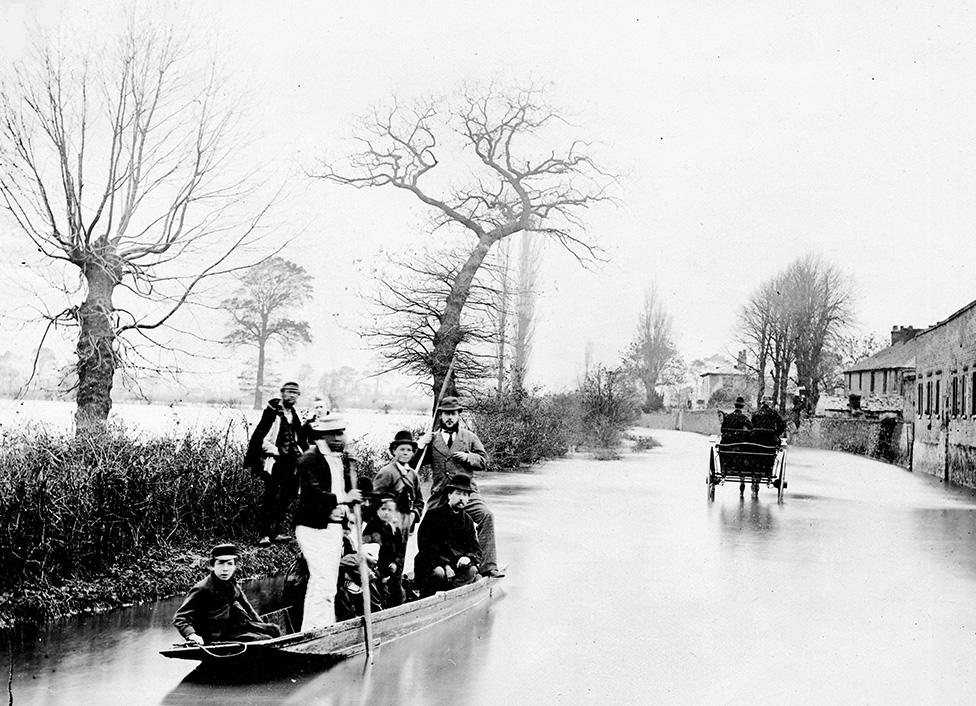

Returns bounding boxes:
[707,428,787,503]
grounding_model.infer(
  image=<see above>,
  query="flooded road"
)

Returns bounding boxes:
[11,429,976,704]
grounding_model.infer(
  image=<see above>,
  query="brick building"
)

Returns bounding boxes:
[912,300,976,486]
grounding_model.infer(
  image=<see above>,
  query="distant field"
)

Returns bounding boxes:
[0,398,428,446]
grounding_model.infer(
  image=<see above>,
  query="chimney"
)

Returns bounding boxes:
[736,349,747,371]
[891,325,919,346]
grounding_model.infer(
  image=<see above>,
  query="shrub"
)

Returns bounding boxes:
[632,435,661,451]
[0,420,259,594]
[469,388,582,471]
[579,365,641,449]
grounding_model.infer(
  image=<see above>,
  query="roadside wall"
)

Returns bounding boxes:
[793,417,910,468]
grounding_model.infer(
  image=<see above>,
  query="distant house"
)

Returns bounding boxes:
[911,300,976,486]
[844,325,918,400]
[695,351,755,408]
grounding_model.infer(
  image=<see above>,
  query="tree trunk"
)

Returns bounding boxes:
[254,338,267,410]
[74,264,118,430]
[430,238,493,410]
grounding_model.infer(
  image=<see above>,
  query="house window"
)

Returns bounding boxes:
[972,371,976,415]
[870,371,875,393]
[858,372,863,390]
[935,379,940,414]
[918,383,923,417]
[926,381,932,415]
[963,374,967,417]
[952,377,959,417]
[882,370,888,394]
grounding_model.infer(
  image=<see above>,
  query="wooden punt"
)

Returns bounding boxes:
[160,574,503,665]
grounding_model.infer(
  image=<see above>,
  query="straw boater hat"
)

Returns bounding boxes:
[389,430,418,453]
[734,396,746,409]
[307,416,346,438]
[445,473,474,493]
[437,396,463,412]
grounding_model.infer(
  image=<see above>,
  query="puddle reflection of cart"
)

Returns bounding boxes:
[707,430,787,503]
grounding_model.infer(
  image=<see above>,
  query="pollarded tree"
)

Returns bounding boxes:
[315,85,615,403]
[0,13,276,428]
[222,257,312,409]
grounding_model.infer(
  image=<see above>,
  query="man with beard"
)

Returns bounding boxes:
[245,381,309,547]
[415,396,504,578]
[413,474,483,595]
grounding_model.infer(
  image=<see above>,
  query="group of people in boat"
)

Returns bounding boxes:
[172,382,504,646]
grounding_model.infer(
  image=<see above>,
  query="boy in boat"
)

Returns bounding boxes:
[372,430,425,536]
[363,493,408,606]
[413,473,483,596]
[334,546,384,621]
[172,544,282,645]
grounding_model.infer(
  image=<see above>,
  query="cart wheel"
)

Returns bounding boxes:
[777,458,787,504]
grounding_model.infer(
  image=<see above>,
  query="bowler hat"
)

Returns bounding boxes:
[210,543,239,559]
[445,473,474,493]
[437,396,463,412]
[389,429,418,453]
[734,396,745,409]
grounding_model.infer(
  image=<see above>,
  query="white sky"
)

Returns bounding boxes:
[1,0,975,391]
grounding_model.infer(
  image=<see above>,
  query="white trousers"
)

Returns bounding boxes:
[296,523,344,631]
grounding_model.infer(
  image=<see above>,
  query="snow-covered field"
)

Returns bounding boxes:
[0,398,428,447]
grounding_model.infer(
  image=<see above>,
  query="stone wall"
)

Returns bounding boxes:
[793,417,910,468]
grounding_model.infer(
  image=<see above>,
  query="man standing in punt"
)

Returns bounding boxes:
[416,396,504,578]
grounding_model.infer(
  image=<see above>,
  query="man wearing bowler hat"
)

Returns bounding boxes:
[721,396,753,433]
[416,396,504,578]
[414,473,483,595]
[373,430,426,536]
[245,381,309,547]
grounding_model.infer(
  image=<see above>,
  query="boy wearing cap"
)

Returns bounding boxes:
[172,544,282,645]
[294,416,362,630]
[245,381,309,547]
[413,474,483,596]
[415,397,504,578]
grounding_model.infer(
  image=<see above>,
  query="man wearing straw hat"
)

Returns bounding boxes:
[294,415,362,630]
[416,396,504,578]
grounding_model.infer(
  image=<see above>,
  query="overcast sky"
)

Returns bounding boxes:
[1,1,974,393]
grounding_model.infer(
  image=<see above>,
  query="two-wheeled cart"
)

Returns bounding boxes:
[707,429,787,503]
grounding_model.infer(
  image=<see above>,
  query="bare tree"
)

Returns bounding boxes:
[0,15,275,427]
[314,85,615,401]
[361,244,504,396]
[222,257,312,409]
[624,285,679,412]
[511,233,542,392]
[788,255,853,407]
[737,255,852,411]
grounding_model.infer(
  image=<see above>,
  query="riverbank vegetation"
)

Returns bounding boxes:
[0,422,296,630]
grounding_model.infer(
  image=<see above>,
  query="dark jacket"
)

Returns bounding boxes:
[414,426,488,504]
[721,409,753,432]
[372,460,425,522]
[414,504,482,578]
[294,446,353,529]
[363,518,406,578]
[752,405,787,436]
[244,398,308,471]
[173,573,264,643]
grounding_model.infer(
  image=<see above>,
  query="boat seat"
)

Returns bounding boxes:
[261,607,295,635]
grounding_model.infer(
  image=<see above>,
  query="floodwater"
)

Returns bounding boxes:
[10,429,976,704]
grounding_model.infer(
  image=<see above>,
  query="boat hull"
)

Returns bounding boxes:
[160,574,501,664]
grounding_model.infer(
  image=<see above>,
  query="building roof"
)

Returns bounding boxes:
[844,339,915,373]
[915,297,976,339]
[699,364,749,378]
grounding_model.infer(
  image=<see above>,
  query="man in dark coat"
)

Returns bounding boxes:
[413,474,483,596]
[721,396,753,435]
[173,544,281,644]
[293,417,361,631]
[415,396,503,578]
[752,395,787,443]
[245,381,309,547]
